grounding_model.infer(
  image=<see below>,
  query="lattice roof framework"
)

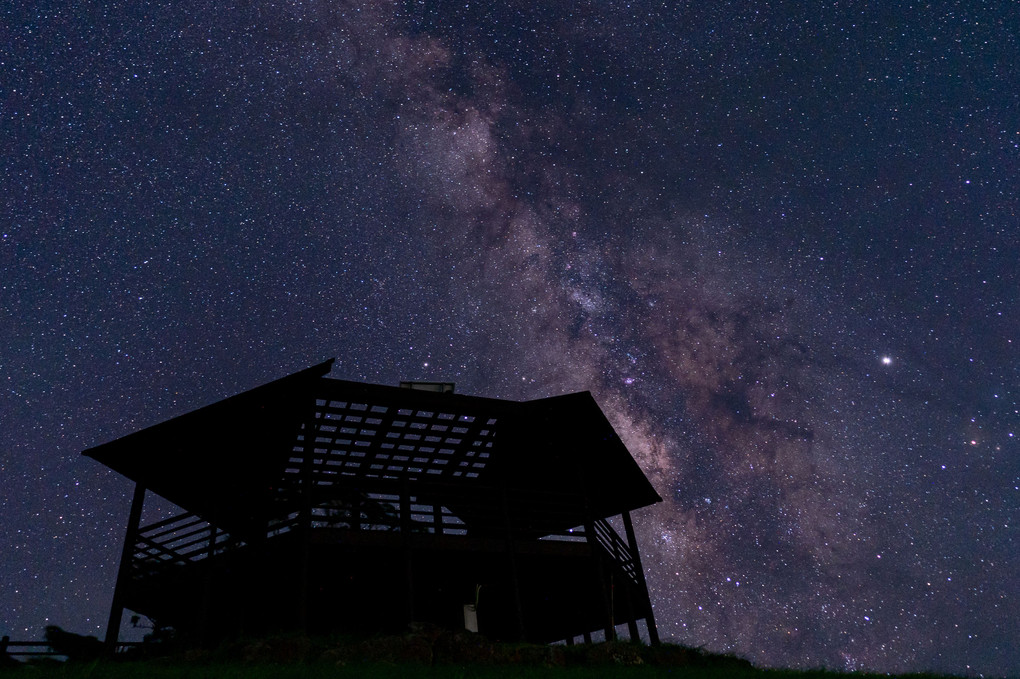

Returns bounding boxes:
[84,360,661,540]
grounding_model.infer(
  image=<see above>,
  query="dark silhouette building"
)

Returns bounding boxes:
[85,360,662,646]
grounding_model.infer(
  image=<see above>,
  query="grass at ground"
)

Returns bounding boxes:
[0,662,963,679]
[0,632,966,679]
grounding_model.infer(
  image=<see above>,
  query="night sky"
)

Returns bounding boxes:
[2,1,1017,675]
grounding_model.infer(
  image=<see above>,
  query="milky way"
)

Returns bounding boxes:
[2,1,1016,676]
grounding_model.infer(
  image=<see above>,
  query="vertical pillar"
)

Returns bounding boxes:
[105,483,146,649]
[242,524,268,638]
[584,519,616,642]
[400,478,415,625]
[622,510,659,645]
[611,514,640,641]
[500,486,526,641]
[198,523,218,644]
[576,456,616,643]
[350,493,362,531]
[297,416,317,632]
[432,501,442,534]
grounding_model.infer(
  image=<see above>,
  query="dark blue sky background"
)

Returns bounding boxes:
[2,1,1017,675]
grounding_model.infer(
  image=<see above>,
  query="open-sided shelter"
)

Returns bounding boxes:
[85,360,662,646]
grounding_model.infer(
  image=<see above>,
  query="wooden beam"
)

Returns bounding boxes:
[297,409,318,632]
[199,524,218,644]
[500,486,527,641]
[105,483,146,649]
[584,518,616,642]
[622,510,659,645]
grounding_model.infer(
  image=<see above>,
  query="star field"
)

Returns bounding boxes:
[2,1,1017,676]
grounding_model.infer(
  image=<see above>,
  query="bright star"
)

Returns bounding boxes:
[881,356,892,365]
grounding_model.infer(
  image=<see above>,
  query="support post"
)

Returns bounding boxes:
[500,486,527,641]
[198,523,218,644]
[622,510,659,645]
[585,518,616,642]
[578,462,615,642]
[352,493,362,531]
[432,501,442,534]
[297,415,317,632]
[105,483,146,649]
[627,607,640,641]
[400,478,415,626]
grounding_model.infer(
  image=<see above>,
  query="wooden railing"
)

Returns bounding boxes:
[131,512,237,579]
[0,635,143,658]
[129,492,639,587]
[0,636,57,658]
[591,518,640,585]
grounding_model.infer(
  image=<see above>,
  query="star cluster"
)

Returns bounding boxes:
[2,1,1017,676]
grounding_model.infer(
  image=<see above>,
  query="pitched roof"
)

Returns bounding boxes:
[84,360,661,538]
